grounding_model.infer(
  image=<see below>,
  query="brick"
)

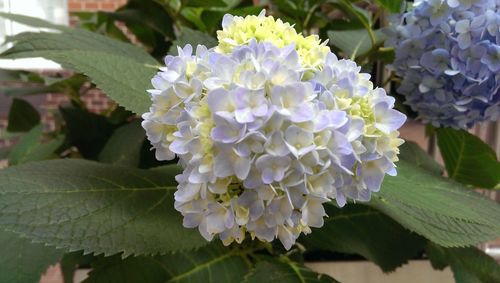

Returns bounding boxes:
[83,2,99,10]
[68,2,83,11]
[99,2,117,10]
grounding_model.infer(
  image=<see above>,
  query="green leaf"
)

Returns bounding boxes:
[107,106,134,125]
[327,29,385,59]
[399,141,443,175]
[0,13,155,63]
[84,243,249,283]
[0,12,158,114]
[83,254,169,283]
[60,104,115,159]
[181,8,207,31]
[7,125,64,166]
[168,27,217,55]
[103,0,175,58]
[99,120,145,167]
[60,251,95,283]
[244,259,339,283]
[0,228,63,283]
[111,0,174,37]
[0,159,206,256]
[3,85,58,97]
[0,147,10,160]
[370,160,500,247]
[2,74,86,100]
[374,0,403,12]
[6,98,40,132]
[426,243,500,283]
[186,0,227,7]
[300,204,425,272]
[436,128,500,189]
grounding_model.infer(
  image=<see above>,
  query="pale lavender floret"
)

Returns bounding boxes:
[256,154,291,184]
[314,110,348,132]
[373,101,407,134]
[284,125,316,158]
[420,49,450,73]
[234,89,268,123]
[270,83,315,122]
[211,115,246,144]
[482,45,500,72]
[386,0,500,128]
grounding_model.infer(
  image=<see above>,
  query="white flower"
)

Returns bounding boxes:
[143,18,406,249]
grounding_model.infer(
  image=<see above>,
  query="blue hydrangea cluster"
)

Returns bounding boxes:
[143,15,406,249]
[386,0,500,128]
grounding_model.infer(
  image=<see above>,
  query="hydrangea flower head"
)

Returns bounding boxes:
[216,10,330,69]
[386,0,500,128]
[143,14,406,249]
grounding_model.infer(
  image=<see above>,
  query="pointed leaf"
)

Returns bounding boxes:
[244,259,339,283]
[436,128,500,189]
[0,13,158,114]
[300,204,425,272]
[60,105,115,159]
[399,141,443,175]
[99,120,145,167]
[8,124,64,165]
[0,159,206,256]
[6,98,40,132]
[370,160,500,247]
[84,243,249,283]
[327,29,385,59]
[426,243,500,283]
[0,228,63,283]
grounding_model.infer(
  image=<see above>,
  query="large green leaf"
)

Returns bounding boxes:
[8,124,64,165]
[60,104,115,159]
[99,120,145,167]
[426,243,500,283]
[370,160,500,247]
[0,12,158,114]
[244,259,339,283]
[6,98,40,132]
[327,29,385,59]
[0,159,206,256]
[0,13,155,63]
[399,141,443,175]
[84,243,249,283]
[436,128,500,189]
[300,204,425,272]
[0,228,63,283]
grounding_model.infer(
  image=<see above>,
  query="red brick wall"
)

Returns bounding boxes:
[68,0,127,12]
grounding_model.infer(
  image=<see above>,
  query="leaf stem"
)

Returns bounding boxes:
[303,3,320,33]
[340,0,376,46]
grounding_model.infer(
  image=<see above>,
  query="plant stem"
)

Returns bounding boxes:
[340,0,376,46]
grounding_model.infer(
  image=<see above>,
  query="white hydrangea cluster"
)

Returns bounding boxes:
[143,14,406,249]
